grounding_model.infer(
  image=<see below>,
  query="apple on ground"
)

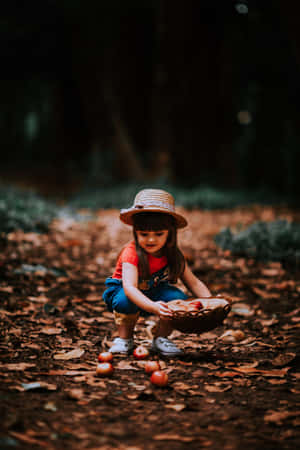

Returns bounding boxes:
[144,361,161,374]
[96,362,114,376]
[98,351,113,362]
[133,345,149,360]
[150,370,169,387]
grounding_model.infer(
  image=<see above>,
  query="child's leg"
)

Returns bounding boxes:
[114,311,139,339]
[150,284,188,338]
[112,288,140,332]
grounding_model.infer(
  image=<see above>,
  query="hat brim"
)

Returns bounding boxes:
[120,206,187,229]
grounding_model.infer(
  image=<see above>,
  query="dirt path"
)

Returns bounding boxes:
[0,207,299,449]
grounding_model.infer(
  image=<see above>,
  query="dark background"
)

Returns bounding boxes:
[1,0,300,200]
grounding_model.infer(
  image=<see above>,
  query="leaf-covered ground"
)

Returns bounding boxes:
[0,206,299,450]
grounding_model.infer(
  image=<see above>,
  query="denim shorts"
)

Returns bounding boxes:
[102,277,188,315]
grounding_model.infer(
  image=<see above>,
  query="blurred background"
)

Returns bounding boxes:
[1,0,300,204]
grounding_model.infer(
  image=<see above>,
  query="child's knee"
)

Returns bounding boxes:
[112,289,140,314]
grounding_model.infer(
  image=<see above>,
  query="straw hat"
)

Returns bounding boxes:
[120,189,187,228]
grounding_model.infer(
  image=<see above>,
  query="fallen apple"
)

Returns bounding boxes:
[133,345,149,360]
[150,370,168,387]
[95,362,114,376]
[98,351,113,362]
[145,360,161,374]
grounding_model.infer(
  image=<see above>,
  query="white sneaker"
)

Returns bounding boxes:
[151,337,183,357]
[109,337,134,354]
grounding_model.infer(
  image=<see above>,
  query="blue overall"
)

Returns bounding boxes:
[102,265,188,316]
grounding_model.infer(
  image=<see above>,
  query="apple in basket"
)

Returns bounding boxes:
[188,300,203,310]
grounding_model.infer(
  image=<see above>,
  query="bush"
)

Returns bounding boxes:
[69,183,288,210]
[0,187,60,233]
[215,219,300,266]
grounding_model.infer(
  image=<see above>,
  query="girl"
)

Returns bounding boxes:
[102,188,211,356]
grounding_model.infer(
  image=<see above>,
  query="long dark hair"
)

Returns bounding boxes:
[132,212,185,283]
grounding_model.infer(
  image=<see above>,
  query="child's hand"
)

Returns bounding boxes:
[154,301,173,319]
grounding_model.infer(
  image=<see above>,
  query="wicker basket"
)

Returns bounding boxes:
[168,297,232,334]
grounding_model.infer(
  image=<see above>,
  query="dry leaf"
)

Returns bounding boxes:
[267,379,287,385]
[264,410,296,424]
[172,382,191,391]
[210,371,241,378]
[66,388,85,400]
[260,267,283,277]
[39,327,62,335]
[9,431,48,447]
[165,403,186,412]
[0,363,35,371]
[259,318,278,326]
[153,433,196,442]
[116,361,139,371]
[53,348,85,360]
[219,329,245,343]
[252,287,281,300]
[272,353,296,367]
[204,383,231,392]
[232,366,290,377]
[231,303,254,317]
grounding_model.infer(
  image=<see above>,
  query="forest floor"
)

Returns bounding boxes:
[0,206,299,450]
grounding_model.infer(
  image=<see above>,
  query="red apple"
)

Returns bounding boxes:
[98,351,113,362]
[133,345,149,360]
[150,370,168,387]
[145,361,161,374]
[95,362,114,376]
[189,300,203,309]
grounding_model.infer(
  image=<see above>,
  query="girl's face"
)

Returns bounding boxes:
[135,229,169,256]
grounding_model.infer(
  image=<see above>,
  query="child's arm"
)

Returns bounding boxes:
[180,263,211,298]
[122,263,172,318]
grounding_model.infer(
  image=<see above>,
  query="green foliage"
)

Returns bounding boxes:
[0,187,60,233]
[69,183,287,211]
[215,219,300,266]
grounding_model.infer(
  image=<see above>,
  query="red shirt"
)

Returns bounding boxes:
[112,241,167,279]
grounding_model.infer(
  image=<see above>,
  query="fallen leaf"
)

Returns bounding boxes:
[259,318,278,326]
[53,348,85,360]
[44,401,57,412]
[153,434,197,442]
[0,286,14,293]
[172,382,191,391]
[267,379,287,385]
[165,403,186,412]
[210,371,241,378]
[0,363,35,371]
[9,431,48,447]
[39,327,62,335]
[261,267,283,277]
[204,384,231,392]
[219,329,245,343]
[116,361,139,371]
[272,353,296,367]
[231,303,254,317]
[264,410,297,424]
[232,367,290,377]
[252,287,281,300]
[66,388,85,400]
